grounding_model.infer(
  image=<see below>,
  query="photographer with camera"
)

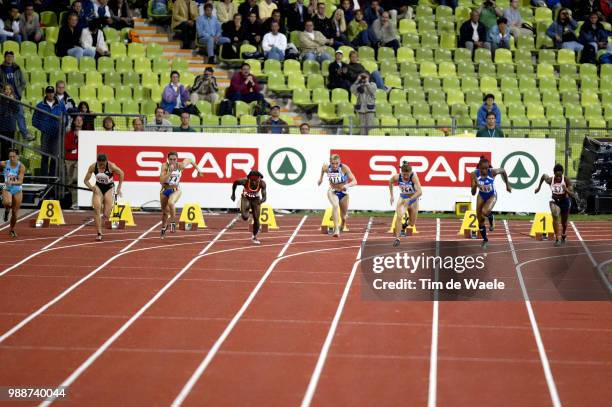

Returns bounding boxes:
[350,72,377,136]
[478,0,503,31]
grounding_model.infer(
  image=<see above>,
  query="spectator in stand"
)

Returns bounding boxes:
[299,122,310,134]
[476,112,504,137]
[54,81,78,129]
[0,8,20,43]
[0,84,19,157]
[102,116,115,131]
[503,0,532,41]
[0,50,33,141]
[258,0,277,21]
[286,0,307,31]
[263,9,286,35]
[146,106,172,131]
[81,18,110,58]
[77,101,95,130]
[351,72,376,135]
[381,0,412,20]
[221,13,244,59]
[371,11,400,52]
[601,0,612,21]
[330,8,349,47]
[260,105,289,133]
[172,0,199,49]
[93,0,116,28]
[196,3,230,64]
[487,17,511,53]
[161,71,199,116]
[312,2,334,39]
[438,0,457,10]
[32,86,67,176]
[364,0,384,25]
[64,115,82,204]
[238,0,259,21]
[339,0,354,23]
[262,21,287,61]
[477,0,503,31]
[132,116,144,131]
[4,7,22,43]
[57,12,95,61]
[328,50,351,91]
[217,0,237,23]
[349,10,376,47]
[299,20,333,63]
[33,0,70,15]
[19,3,42,43]
[243,11,263,48]
[575,0,603,22]
[347,50,386,90]
[579,12,612,52]
[189,66,218,104]
[477,94,502,128]
[459,9,490,53]
[108,0,134,29]
[174,111,196,132]
[546,8,581,51]
[66,1,93,31]
[226,62,264,102]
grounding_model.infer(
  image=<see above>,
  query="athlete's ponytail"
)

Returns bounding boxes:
[478,155,490,169]
[400,160,412,173]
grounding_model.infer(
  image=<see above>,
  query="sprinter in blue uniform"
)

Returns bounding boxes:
[1,149,26,238]
[389,161,422,247]
[470,156,512,248]
[317,154,357,237]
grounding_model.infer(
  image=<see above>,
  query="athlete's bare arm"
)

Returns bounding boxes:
[389,174,399,205]
[179,158,204,176]
[342,164,357,188]
[470,172,477,196]
[411,174,423,200]
[534,174,552,194]
[231,178,247,201]
[260,180,267,203]
[16,162,26,185]
[108,161,124,196]
[492,168,512,193]
[160,163,171,184]
[564,177,573,195]
[84,164,97,190]
[317,164,327,186]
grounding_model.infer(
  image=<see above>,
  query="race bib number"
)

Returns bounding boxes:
[551,185,564,194]
[479,184,492,193]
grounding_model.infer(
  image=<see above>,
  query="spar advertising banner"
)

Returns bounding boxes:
[78,132,555,212]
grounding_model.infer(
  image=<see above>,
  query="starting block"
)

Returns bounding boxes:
[179,221,199,231]
[34,200,65,226]
[320,206,349,234]
[30,218,50,228]
[249,203,278,233]
[105,220,126,229]
[458,210,479,239]
[179,203,206,229]
[388,212,418,235]
[109,203,136,226]
[530,212,554,240]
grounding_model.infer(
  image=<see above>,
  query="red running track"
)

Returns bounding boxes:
[0,212,610,407]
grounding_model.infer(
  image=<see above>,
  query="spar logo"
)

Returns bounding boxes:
[332,149,487,187]
[500,151,539,189]
[267,147,306,186]
[98,145,258,183]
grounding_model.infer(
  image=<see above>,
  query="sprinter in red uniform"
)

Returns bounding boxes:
[231,170,267,244]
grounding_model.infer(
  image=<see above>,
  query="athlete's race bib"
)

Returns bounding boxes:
[95,174,111,184]
[551,184,564,194]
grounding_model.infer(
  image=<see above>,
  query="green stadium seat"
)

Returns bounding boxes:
[267,73,289,93]
[24,55,42,71]
[474,48,492,64]
[66,71,84,87]
[394,101,411,117]
[558,78,577,93]
[457,61,475,77]
[40,11,58,27]
[20,41,37,56]
[401,33,420,49]
[517,35,535,50]
[450,103,468,117]
[115,85,132,102]
[557,49,576,65]
[302,59,320,75]
[171,58,189,72]
[443,77,461,90]
[564,104,583,119]
[283,59,301,76]
[397,47,414,63]
[28,69,46,86]
[337,101,355,119]
[318,101,338,122]
[86,71,102,86]
[446,89,465,105]
[376,101,393,117]
[400,62,418,77]
[97,85,114,103]
[103,71,121,87]
[43,55,59,72]
[202,114,219,129]
[537,63,555,79]
[61,56,79,73]
[48,71,65,86]
[494,49,513,64]
[385,74,402,89]
[104,99,121,113]
[307,74,324,90]
[44,26,59,44]
[440,32,456,50]
[122,71,139,86]
[239,115,257,133]
[103,27,120,43]
[115,56,133,74]
[420,34,439,49]
[434,49,453,64]
[110,42,127,57]
[423,77,441,91]
[420,61,437,78]
[122,101,139,115]
[431,102,449,118]
[134,56,151,74]
[461,76,478,91]
[516,61,535,75]
[293,88,313,109]
[412,102,431,118]
[146,43,163,59]
[527,104,545,119]
[152,57,170,74]
[480,76,498,93]
[534,7,552,24]
[581,90,600,106]
[96,56,114,75]
[438,62,457,78]
[559,63,577,79]
[128,43,146,57]
[399,19,417,35]
[428,89,446,104]
[465,89,483,105]
[358,46,376,62]
[312,87,330,104]
[377,47,396,63]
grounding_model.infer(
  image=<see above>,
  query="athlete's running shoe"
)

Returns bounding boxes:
[393,238,400,247]
[170,222,176,233]
[160,227,167,239]
[561,235,567,244]
[554,239,561,247]
[96,233,102,241]
[9,230,17,238]
[251,236,261,245]
[332,227,340,238]
[488,214,495,232]
[3,208,8,222]
[481,240,488,249]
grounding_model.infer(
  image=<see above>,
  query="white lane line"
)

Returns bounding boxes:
[427,218,440,407]
[171,215,308,407]
[0,210,38,231]
[570,222,612,293]
[38,218,237,407]
[300,218,373,407]
[119,221,162,253]
[0,221,92,277]
[503,220,562,407]
[0,221,160,344]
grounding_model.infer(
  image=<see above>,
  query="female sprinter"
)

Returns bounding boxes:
[159,151,204,239]
[534,164,572,247]
[1,149,26,238]
[317,154,357,237]
[84,153,124,241]
[389,161,422,247]
[231,170,267,245]
[470,156,511,248]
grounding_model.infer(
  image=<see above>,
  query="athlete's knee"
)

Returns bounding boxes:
[241,213,249,221]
